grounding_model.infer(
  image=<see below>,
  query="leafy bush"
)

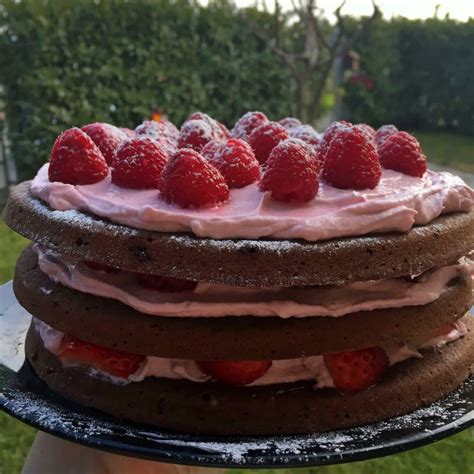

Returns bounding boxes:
[0,0,293,180]
[1,1,472,180]
[345,17,474,135]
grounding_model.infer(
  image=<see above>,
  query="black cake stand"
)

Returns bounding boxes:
[0,281,473,468]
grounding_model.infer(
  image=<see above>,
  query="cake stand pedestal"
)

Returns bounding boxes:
[1,281,473,468]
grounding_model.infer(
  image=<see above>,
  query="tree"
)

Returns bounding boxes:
[241,0,380,123]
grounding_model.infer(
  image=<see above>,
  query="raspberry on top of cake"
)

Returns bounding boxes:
[31,115,473,241]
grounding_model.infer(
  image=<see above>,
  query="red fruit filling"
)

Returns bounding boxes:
[59,334,145,379]
[196,360,272,386]
[324,347,389,393]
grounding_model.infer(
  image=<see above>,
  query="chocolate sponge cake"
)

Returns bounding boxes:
[3,116,474,435]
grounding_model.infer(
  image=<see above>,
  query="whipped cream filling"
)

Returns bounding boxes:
[34,318,468,388]
[31,164,474,241]
[35,246,473,318]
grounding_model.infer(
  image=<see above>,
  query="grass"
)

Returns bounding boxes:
[0,220,36,473]
[0,219,28,283]
[0,129,473,472]
[414,131,474,173]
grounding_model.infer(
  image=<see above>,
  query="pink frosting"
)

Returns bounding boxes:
[35,248,473,318]
[31,164,473,241]
[34,318,469,388]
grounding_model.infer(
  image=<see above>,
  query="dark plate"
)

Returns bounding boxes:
[0,282,473,468]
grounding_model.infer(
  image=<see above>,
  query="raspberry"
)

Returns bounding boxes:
[288,125,321,148]
[248,121,289,165]
[160,148,229,208]
[135,119,178,156]
[81,123,127,165]
[354,123,376,141]
[375,124,398,147]
[231,111,268,140]
[324,347,389,393]
[185,112,230,140]
[318,120,352,161]
[49,128,108,185]
[201,140,222,161]
[59,334,145,379]
[112,137,169,189]
[177,119,219,152]
[278,117,302,130]
[378,131,427,177]
[196,360,272,386]
[138,274,197,292]
[135,119,179,142]
[120,127,136,138]
[217,121,231,139]
[287,138,323,169]
[186,112,213,123]
[203,138,260,189]
[322,126,381,189]
[260,139,319,202]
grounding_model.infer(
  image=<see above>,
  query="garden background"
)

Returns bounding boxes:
[0,0,473,472]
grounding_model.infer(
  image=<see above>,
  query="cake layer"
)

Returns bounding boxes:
[31,164,473,241]
[4,182,474,287]
[36,245,473,318]
[15,248,472,359]
[26,320,474,435]
[34,317,469,388]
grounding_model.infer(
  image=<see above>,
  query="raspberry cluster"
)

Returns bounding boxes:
[48,113,427,208]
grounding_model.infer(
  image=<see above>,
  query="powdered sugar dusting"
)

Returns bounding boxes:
[1,378,472,466]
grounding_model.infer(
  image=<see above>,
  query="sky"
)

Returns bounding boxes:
[230,0,473,21]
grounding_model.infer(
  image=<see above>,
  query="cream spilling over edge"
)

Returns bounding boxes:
[35,247,473,318]
[34,318,468,388]
[31,164,474,241]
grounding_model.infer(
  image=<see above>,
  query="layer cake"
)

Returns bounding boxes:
[3,115,474,435]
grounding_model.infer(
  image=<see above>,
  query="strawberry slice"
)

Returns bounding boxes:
[196,360,272,385]
[59,334,145,378]
[324,347,389,393]
[138,274,197,292]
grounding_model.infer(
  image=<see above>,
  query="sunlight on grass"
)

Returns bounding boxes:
[414,131,474,173]
[0,219,34,472]
[0,219,29,284]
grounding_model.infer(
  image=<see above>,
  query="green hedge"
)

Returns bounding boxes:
[344,18,474,136]
[1,1,473,180]
[0,0,293,180]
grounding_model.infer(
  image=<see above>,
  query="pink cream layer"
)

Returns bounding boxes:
[31,164,473,241]
[35,318,468,388]
[35,247,473,318]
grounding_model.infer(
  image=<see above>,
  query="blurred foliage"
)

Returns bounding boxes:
[0,1,472,180]
[0,0,294,180]
[344,17,474,136]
